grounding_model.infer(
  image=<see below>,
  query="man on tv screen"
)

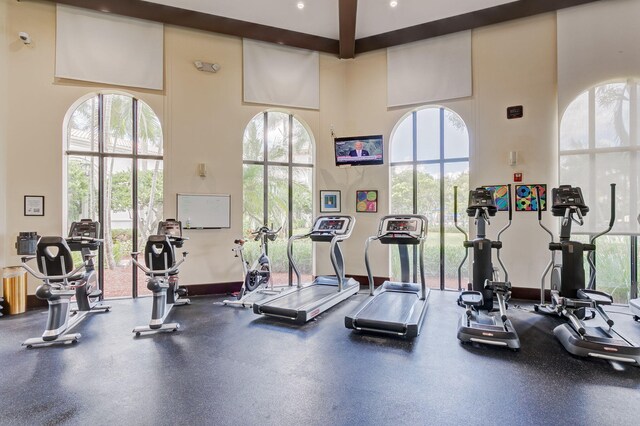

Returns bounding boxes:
[349,141,369,157]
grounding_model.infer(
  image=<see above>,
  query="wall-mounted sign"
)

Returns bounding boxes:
[507,105,523,119]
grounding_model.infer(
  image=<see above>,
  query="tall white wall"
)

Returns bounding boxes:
[3,0,560,293]
[0,0,8,275]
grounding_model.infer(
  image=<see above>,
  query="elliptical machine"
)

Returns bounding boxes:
[131,219,190,336]
[21,219,111,348]
[535,184,640,365]
[454,186,520,350]
[223,225,291,308]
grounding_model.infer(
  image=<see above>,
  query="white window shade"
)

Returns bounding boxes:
[243,39,319,110]
[56,5,164,90]
[557,0,640,114]
[387,30,471,108]
[559,82,640,235]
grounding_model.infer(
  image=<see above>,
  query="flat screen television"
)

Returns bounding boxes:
[334,135,384,166]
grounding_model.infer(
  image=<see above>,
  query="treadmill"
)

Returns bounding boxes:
[345,215,430,338]
[252,215,360,323]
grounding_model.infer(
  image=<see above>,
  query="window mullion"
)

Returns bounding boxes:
[132,98,139,298]
[97,94,105,294]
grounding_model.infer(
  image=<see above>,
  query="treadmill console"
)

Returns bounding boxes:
[67,219,100,251]
[310,216,353,242]
[378,216,426,245]
[467,188,497,217]
[551,185,589,217]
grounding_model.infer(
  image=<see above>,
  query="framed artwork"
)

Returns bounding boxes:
[515,184,547,211]
[482,185,510,211]
[320,190,341,213]
[24,195,45,216]
[356,190,378,213]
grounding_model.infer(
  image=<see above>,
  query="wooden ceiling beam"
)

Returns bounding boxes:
[32,0,605,57]
[338,0,358,59]
[37,0,339,54]
[355,0,603,54]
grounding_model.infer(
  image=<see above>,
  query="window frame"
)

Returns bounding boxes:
[242,111,314,284]
[559,79,639,300]
[64,92,163,298]
[389,106,470,290]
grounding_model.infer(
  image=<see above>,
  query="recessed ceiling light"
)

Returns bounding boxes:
[390,1,398,7]
[297,1,304,9]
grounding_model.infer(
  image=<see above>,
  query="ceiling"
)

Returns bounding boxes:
[146,0,519,40]
[42,0,603,58]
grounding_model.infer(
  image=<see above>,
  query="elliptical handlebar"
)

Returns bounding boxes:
[454,186,470,291]
[587,183,616,290]
[496,184,513,242]
[589,183,616,245]
[495,184,512,283]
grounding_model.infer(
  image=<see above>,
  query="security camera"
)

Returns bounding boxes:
[18,32,31,45]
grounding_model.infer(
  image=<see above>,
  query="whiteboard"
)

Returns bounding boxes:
[176,194,231,229]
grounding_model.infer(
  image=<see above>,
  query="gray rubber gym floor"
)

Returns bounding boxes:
[1,290,639,425]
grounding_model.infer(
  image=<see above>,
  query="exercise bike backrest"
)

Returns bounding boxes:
[22,237,87,284]
[144,236,178,275]
[36,237,75,278]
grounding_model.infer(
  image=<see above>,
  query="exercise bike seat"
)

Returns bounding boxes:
[458,290,484,307]
[577,289,613,305]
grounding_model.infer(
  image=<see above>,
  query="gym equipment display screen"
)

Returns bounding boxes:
[386,220,417,232]
[334,135,384,166]
[318,219,345,231]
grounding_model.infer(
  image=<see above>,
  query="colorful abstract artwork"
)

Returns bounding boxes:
[356,190,378,213]
[482,185,510,211]
[515,184,547,211]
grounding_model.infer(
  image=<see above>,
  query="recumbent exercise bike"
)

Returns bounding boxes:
[131,219,190,336]
[21,219,110,348]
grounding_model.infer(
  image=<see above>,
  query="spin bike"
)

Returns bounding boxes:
[131,219,190,336]
[454,186,520,350]
[222,225,290,308]
[535,184,640,365]
[21,219,110,348]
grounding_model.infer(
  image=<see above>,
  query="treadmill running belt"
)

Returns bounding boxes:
[354,291,419,332]
[262,285,342,311]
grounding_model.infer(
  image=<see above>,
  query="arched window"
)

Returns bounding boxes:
[242,111,314,285]
[560,79,640,303]
[64,93,163,298]
[390,107,470,290]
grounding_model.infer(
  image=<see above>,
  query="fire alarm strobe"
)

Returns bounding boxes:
[514,173,523,182]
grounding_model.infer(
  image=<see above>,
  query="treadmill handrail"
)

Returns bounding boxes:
[365,235,382,295]
[329,232,351,292]
[365,215,427,299]
[287,232,311,288]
